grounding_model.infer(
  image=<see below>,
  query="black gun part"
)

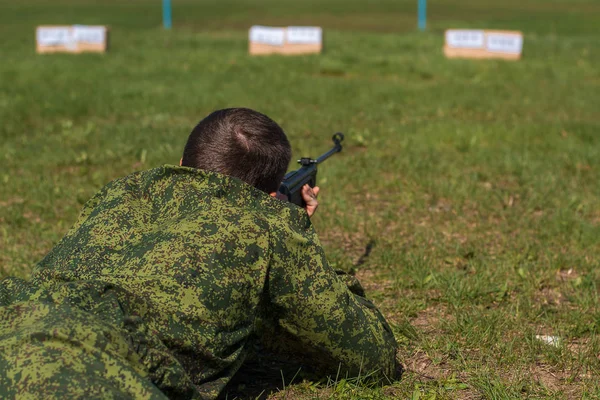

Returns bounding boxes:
[279,133,344,207]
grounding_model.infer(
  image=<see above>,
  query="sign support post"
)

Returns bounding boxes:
[163,0,172,29]
[418,0,427,31]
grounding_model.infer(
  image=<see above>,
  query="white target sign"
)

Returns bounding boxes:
[444,29,524,60]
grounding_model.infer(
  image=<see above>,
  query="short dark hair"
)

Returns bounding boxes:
[181,108,292,193]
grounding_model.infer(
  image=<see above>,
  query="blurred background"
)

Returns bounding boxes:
[1,1,599,397]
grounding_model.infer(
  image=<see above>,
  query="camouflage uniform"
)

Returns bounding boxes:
[0,165,398,399]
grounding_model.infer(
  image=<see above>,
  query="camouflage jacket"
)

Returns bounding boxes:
[1,165,397,399]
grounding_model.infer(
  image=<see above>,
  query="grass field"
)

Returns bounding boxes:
[1,0,600,398]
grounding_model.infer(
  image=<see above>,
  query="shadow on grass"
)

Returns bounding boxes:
[220,346,404,399]
[220,353,314,400]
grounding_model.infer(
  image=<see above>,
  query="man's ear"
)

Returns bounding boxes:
[269,192,277,197]
[179,158,183,166]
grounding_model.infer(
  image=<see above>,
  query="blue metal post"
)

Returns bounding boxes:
[163,0,172,29]
[418,0,427,31]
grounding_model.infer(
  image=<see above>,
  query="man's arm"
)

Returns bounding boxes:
[264,217,398,382]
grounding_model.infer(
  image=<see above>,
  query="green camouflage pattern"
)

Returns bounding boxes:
[1,165,398,399]
[0,277,192,399]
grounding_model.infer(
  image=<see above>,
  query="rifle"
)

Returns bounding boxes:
[279,133,344,207]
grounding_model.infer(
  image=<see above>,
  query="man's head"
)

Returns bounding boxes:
[181,108,292,193]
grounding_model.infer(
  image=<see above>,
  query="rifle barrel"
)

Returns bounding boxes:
[316,133,344,164]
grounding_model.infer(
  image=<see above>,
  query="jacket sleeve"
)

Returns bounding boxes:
[264,216,398,382]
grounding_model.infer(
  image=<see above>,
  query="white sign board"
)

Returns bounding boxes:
[286,26,322,44]
[249,26,285,46]
[36,27,74,46]
[73,25,107,44]
[486,33,523,54]
[446,30,485,49]
[36,25,108,53]
[444,29,523,60]
[249,25,323,55]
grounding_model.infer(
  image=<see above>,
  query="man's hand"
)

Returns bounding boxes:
[301,184,320,218]
[270,185,320,217]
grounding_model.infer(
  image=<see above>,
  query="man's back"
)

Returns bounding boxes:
[31,165,292,394]
[4,165,397,398]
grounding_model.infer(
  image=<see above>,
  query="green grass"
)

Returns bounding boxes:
[1,0,599,398]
